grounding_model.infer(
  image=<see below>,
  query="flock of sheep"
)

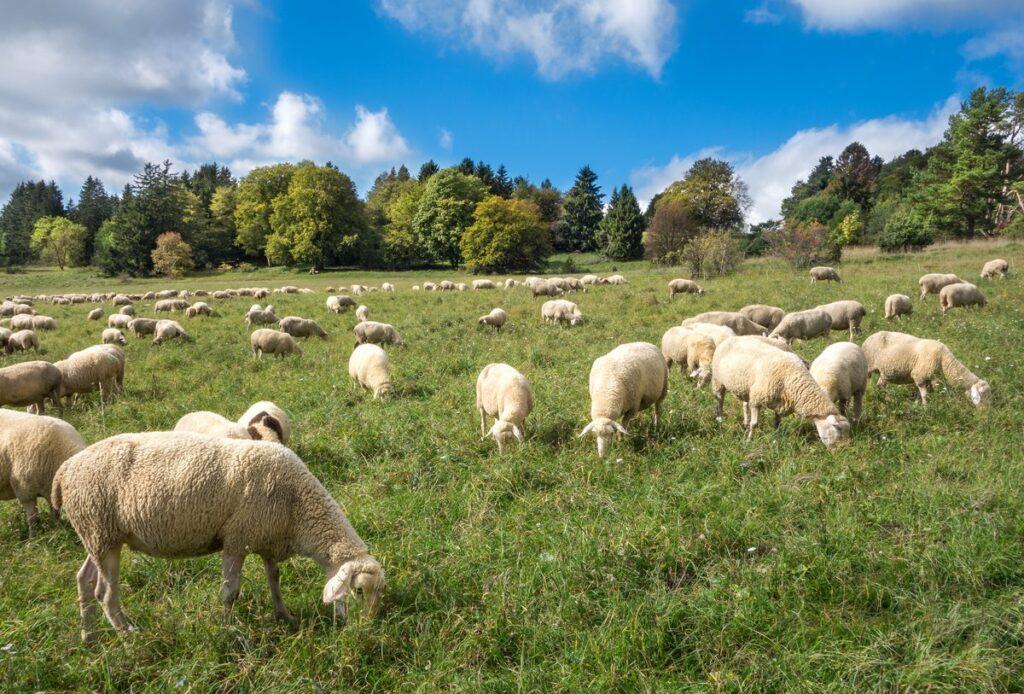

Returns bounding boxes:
[0,255,1009,644]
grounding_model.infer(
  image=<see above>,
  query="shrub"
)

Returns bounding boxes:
[151,232,195,278]
[460,196,552,273]
[682,230,743,278]
[830,209,863,248]
[766,222,841,268]
[878,207,934,252]
[644,199,703,266]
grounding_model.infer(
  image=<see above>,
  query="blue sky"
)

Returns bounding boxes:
[0,1,1021,221]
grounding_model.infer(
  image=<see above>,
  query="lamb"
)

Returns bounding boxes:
[739,304,786,332]
[981,258,1008,279]
[279,316,329,339]
[54,345,125,406]
[668,279,704,297]
[174,410,284,443]
[52,432,384,642]
[0,361,62,414]
[809,341,869,421]
[661,326,716,386]
[530,279,563,299]
[578,342,669,458]
[885,294,913,320]
[939,282,987,315]
[152,319,190,345]
[237,401,292,444]
[685,322,736,346]
[381,283,395,293]
[326,295,357,314]
[155,299,190,312]
[603,274,627,285]
[102,328,127,345]
[477,307,508,332]
[472,279,496,290]
[711,336,850,446]
[681,311,765,336]
[128,318,158,337]
[809,266,841,283]
[355,305,370,322]
[348,344,394,399]
[87,308,103,321]
[245,305,278,327]
[5,329,39,353]
[184,302,215,317]
[476,363,533,451]
[0,409,85,536]
[768,309,833,344]
[815,300,867,340]
[353,321,405,347]
[251,329,303,359]
[918,273,962,300]
[107,313,132,329]
[541,299,583,326]
[863,331,991,407]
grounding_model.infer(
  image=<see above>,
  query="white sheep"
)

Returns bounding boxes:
[503,279,518,289]
[185,302,215,318]
[128,318,158,337]
[661,326,716,385]
[155,299,190,312]
[326,295,357,314]
[685,322,736,346]
[0,326,11,349]
[809,341,869,421]
[353,321,405,347]
[681,311,765,336]
[477,308,508,332]
[884,294,913,320]
[815,300,867,340]
[541,299,583,326]
[472,279,496,290]
[246,305,278,327]
[237,401,292,444]
[355,305,370,322]
[738,305,786,332]
[579,274,598,285]
[0,361,63,414]
[980,258,1008,279]
[107,313,132,329]
[603,274,627,285]
[87,308,103,321]
[768,309,833,344]
[174,410,284,443]
[809,266,841,283]
[54,345,125,407]
[476,363,532,451]
[530,279,563,298]
[153,319,190,345]
[939,282,986,315]
[119,305,135,317]
[251,329,303,359]
[5,329,39,353]
[348,343,393,399]
[918,273,961,300]
[668,279,704,297]
[102,328,127,345]
[279,316,329,339]
[381,282,395,293]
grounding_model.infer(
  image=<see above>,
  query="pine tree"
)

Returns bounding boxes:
[70,176,114,264]
[457,158,476,176]
[475,162,495,190]
[183,163,233,212]
[0,180,64,266]
[397,165,411,181]
[418,160,440,181]
[599,185,645,260]
[492,165,514,198]
[560,166,603,252]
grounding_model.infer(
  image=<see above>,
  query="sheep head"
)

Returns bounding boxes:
[970,380,992,408]
[373,383,394,400]
[813,414,850,448]
[577,417,628,458]
[487,420,524,451]
[322,556,385,621]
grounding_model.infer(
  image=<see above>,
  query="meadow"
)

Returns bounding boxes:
[2,240,1024,690]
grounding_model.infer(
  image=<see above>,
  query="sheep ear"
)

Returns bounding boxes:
[512,425,524,442]
[577,422,594,438]
[322,565,353,604]
[247,425,263,440]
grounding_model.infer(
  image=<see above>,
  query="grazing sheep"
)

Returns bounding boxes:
[251,329,303,359]
[739,305,786,332]
[87,308,103,321]
[412,285,420,291]
[661,326,716,385]
[768,309,833,344]
[119,305,135,317]
[815,300,867,340]
[578,343,669,458]
[355,305,370,322]
[353,321,405,347]
[477,308,508,332]
[809,342,869,421]
[472,279,496,290]
[102,328,127,345]
[107,313,132,329]
[11,314,57,331]
[580,274,599,286]
[562,277,587,293]
[981,258,1008,279]
[184,302,215,318]
[153,320,190,345]
[0,361,62,414]
[128,318,158,337]
[348,344,393,399]
[918,273,961,300]
[863,331,991,407]
[0,302,34,317]
[237,401,292,445]
[112,295,132,306]
[0,409,85,536]
[503,279,518,289]
[685,322,736,346]
[681,311,765,336]
[530,279,563,299]
[939,282,987,315]
[422,282,437,291]
[437,280,455,292]
[52,432,384,642]
[885,294,913,320]
[154,290,177,300]
[809,266,841,283]
[326,295,357,314]
[5,329,39,353]
[54,345,125,406]
[174,410,284,443]
[668,279,704,297]
[541,299,584,326]
[155,299,190,312]
[245,305,278,327]
[603,274,627,285]
[279,316,329,339]
[212,290,230,300]
[0,326,10,349]
[711,336,850,447]
[476,363,533,451]
[381,283,395,293]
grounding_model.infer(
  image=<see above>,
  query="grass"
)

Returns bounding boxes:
[1,240,1023,690]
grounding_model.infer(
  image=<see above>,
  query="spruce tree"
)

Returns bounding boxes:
[418,160,440,181]
[0,180,64,266]
[492,165,514,198]
[560,166,603,252]
[599,185,645,260]
[70,176,114,264]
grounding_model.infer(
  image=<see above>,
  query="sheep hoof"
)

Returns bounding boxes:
[81,629,96,645]
[275,609,297,625]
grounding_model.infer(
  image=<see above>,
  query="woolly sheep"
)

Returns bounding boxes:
[112,295,132,306]
[251,329,303,359]
[381,282,395,293]
[245,305,278,327]
[809,341,869,421]
[739,304,786,332]
[661,326,716,386]
[279,316,329,339]
[154,290,177,300]
[128,318,158,337]
[530,279,563,298]
[212,290,230,300]
[119,305,135,317]
[153,319,190,345]
[54,345,125,406]
[580,274,599,285]
[155,299,190,312]
[326,295,357,313]
[0,361,62,414]
[348,343,393,399]
[53,432,384,641]
[541,299,583,326]
[184,302,215,318]
[603,274,627,285]
[87,308,103,321]
[102,328,127,345]
[768,309,833,344]
[939,282,986,315]
[685,322,736,346]
[12,314,57,331]
[681,311,765,336]
[578,342,668,458]
[815,300,866,340]
[668,279,704,297]
[0,409,84,536]
[5,329,39,353]
[412,285,420,291]
[107,313,132,329]
[174,410,284,443]
[863,331,991,407]
[472,279,496,290]
[711,336,850,446]
[503,279,518,289]
[476,363,532,451]
[422,282,437,291]
[353,321,405,347]
[0,326,10,348]
[355,305,370,322]
[809,266,841,283]
[237,401,292,444]
[884,294,913,320]
[981,258,1008,279]
[477,307,508,332]
[918,273,961,300]
[438,280,456,291]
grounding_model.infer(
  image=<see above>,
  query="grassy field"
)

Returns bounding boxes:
[2,240,1023,690]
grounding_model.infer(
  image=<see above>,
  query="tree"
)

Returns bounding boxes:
[682,230,743,279]
[418,160,440,182]
[30,216,87,270]
[782,156,833,218]
[382,185,427,268]
[766,222,841,268]
[0,180,64,266]
[69,176,114,264]
[150,232,195,278]
[412,168,487,267]
[655,158,748,230]
[207,185,240,265]
[94,207,150,276]
[492,165,514,198]
[788,193,842,226]
[598,185,645,260]
[878,206,934,252]
[644,199,703,265]
[561,166,603,251]
[234,163,295,260]
[461,196,552,273]
[827,142,879,208]
[183,163,233,212]
[457,158,476,176]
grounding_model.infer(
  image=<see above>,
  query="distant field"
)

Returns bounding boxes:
[2,240,1024,690]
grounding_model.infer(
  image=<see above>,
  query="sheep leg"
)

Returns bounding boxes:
[714,387,725,423]
[479,408,487,436]
[77,557,100,644]
[742,401,750,428]
[653,401,661,429]
[220,553,245,618]
[916,383,929,405]
[262,557,294,623]
[746,405,759,440]
[853,392,863,422]
[20,499,38,538]
[95,546,133,633]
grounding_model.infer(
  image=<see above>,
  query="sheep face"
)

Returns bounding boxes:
[487,420,524,452]
[970,380,992,408]
[813,414,850,448]
[578,417,628,458]
[246,412,285,443]
[373,384,394,400]
[322,558,385,621]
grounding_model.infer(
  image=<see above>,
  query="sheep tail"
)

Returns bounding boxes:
[51,465,65,513]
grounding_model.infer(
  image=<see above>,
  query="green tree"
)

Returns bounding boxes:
[418,160,439,182]
[492,165,514,198]
[788,193,842,226]
[561,165,603,251]
[382,185,427,268]
[69,176,114,264]
[206,185,240,265]
[598,185,645,260]
[30,216,87,269]
[655,158,749,229]
[461,196,552,273]
[235,163,295,260]
[644,198,704,265]
[878,206,934,252]
[412,168,487,267]
[0,180,64,266]
[826,142,879,208]
[182,163,233,212]
[150,231,195,278]
[94,207,150,276]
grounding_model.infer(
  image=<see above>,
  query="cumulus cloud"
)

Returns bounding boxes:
[784,0,1018,30]
[378,0,678,79]
[963,25,1024,66]
[345,106,411,164]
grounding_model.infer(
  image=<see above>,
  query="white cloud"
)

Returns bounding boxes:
[963,26,1024,65]
[439,129,454,150]
[345,106,411,164]
[785,0,1018,30]
[745,4,783,25]
[378,0,678,79]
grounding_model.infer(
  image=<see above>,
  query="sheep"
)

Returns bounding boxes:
[245,305,278,327]
[939,282,987,315]
[0,326,10,349]
[279,316,329,339]
[981,258,1008,279]
[503,279,518,289]
[174,410,284,443]
[477,308,508,332]
[681,311,765,336]
[326,295,357,314]
[54,345,125,406]
[119,305,135,317]
[348,344,393,399]
[212,290,230,300]
[155,299,190,313]
[107,313,132,329]
[350,284,366,295]
[580,274,599,286]
[154,290,177,300]
[768,309,833,344]
[885,294,913,320]
[0,361,62,414]
[918,273,962,300]
[476,363,532,451]
[661,326,716,386]
[5,329,39,353]
[128,318,158,337]
[668,279,704,297]
[541,299,584,326]
[562,277,587,293]
[381,282,395,293]
[355,305,370,322]
[8,314,34,330]
[603,274,627,285]
[11,314,57,331]
[711,336,850,446]
[685,322,736,346]
[87,308,103,321]
[809,266,841,283]
[52,432,384,642]
[112,294,132,306]
[472,279,496,290]
[809,342,869,421]
[251,329,303,359]
[102,328,127,345]
[438,280,456,292]
[153,319,190,345]
[184,302,214,318]
[578,342,668,458]
[0,302,34,317]
[422,282,437,291]
[530,279,563,299]
[0,409,85,536]
[815,300,867,340]
[353,321,405,347]
[193,290,209,297]
[738,305,786,332]
[278,285,300,294]
[863,331,991,407]
[237,401,292,444]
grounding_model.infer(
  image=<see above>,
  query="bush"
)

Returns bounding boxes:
[766,222,841,268]
[878,207,934,252]
[460,196,552,273]
[644,199,703,266]
[682,230,743,278]
[151,232,195,278]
